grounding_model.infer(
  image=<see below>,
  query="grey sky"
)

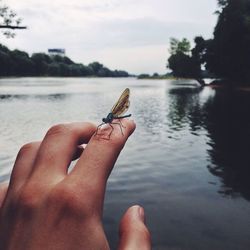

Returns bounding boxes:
[2,0,218,74]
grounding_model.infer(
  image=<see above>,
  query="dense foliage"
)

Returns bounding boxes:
[206,0,250,83]
[168,0,250,86]
[0,44,129,77]
[167,38,201,79]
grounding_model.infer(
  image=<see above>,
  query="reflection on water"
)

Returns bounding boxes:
[167,87,205,132]
[0,78,250,250]
[0,93,69,101]
[203,90,250,200]
[168,86,250,199]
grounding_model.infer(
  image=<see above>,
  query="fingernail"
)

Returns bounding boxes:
[136,206,145,222]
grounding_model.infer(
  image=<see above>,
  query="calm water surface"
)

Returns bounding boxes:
[0,77,250,250]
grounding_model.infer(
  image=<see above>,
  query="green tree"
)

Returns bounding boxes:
[88,62,104,75]
[48,63,61,76]
[0,43,130,77]
[167,38,201,80]
[0,0,26,37]
[112,70,129,77]
[31,53,52,76]
[168,52,199,78]
[0,44,12,75]
[79,64,94,76]
[11,50,34,75]
[97,67,112,77]
[169,38,191,55]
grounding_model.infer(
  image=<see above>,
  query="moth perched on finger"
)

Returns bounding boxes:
[96,88,132,139]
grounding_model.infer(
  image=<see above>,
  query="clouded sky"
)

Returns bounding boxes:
[2,0,218,74]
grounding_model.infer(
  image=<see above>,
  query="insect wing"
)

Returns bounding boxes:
[111,88,130,116]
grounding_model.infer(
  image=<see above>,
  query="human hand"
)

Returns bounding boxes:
[0,121,151,250]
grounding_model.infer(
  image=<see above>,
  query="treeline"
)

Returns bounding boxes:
[0,44,129,77]
[167,0,250,86]
[137,73,173,79]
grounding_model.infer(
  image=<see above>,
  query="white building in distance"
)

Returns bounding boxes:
[48,49,65,57]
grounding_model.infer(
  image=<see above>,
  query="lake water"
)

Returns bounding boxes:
[0,77,250,250]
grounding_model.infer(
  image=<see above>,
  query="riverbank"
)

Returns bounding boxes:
[137,74,186,80]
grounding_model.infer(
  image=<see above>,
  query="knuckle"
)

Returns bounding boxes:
[17,186,41,212]
[48,185,92,218]
[49,186,76,206]
[18,142,38,157]
[109,134,126,149]
[96,130,125,149]
[83,122,97,131]
[46,124,71,137]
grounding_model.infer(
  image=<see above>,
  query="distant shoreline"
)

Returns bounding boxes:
[1,76,249,90]
[137,76,191,80]
[0,76,134,79]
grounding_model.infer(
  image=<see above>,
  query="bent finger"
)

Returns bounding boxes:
[69,119,136,207]
[31,122,96,179]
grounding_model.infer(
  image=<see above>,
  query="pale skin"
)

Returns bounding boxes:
[0,120,151,250]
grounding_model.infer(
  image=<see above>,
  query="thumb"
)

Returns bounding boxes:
[118,205,151,250]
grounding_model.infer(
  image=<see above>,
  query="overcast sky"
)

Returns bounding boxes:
[2,0,218,74]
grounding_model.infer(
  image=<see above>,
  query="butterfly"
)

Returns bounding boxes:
[96,88,132,138]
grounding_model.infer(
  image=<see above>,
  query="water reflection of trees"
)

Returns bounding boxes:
[167,87,250,200]
[167,87,208,132]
